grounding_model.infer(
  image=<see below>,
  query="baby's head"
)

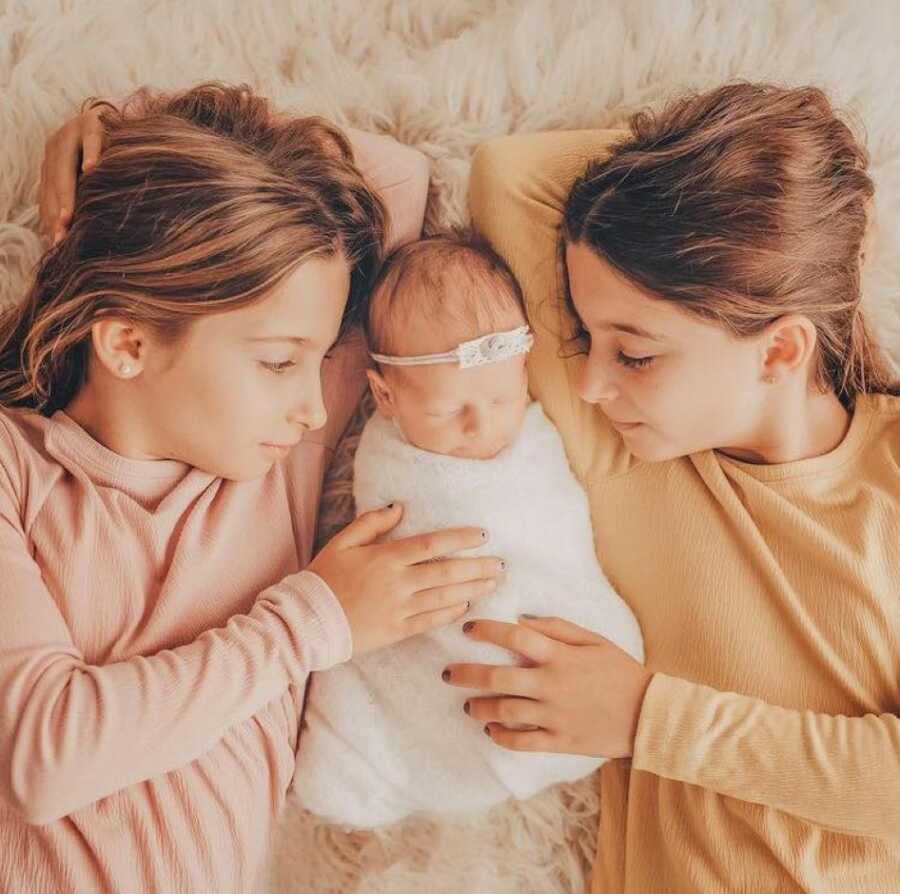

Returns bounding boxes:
[364,233,531,460]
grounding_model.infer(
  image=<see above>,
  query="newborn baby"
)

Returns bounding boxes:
[292,234,644,828]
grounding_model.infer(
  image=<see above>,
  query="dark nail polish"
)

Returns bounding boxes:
[480,529,488,539]
[521,613,540,619]
[386,502,394,509]
[463,701,470,714]
[463,621,475,634]
[499,560,507,571]
[484,725,491,736]
[464,601,470,610]
[441,669,451,682]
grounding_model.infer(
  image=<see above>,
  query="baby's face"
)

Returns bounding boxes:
[376,354,530,460]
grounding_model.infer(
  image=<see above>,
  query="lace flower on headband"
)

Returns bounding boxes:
[370,325,534,369]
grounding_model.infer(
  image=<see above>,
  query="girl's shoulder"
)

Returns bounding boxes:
[864,391,900,464]
[866,390,900,418]
[0,405,56,456]
[0,407,54,509]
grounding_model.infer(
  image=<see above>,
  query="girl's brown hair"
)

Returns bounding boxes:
[562,82,897,408]
[0,82,387,415]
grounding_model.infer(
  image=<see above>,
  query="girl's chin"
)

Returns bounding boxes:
[619,428,687,462]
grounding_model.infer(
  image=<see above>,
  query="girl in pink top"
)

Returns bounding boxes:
[0,84,505,893]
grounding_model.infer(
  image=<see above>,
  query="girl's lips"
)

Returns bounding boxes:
[261,442,296,456]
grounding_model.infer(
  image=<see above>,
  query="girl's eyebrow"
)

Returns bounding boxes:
[597,322,665,341]
[244,336,307,345]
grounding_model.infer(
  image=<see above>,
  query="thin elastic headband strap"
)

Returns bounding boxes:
[370,325,534,369]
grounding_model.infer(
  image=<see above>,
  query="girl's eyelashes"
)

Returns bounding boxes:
[260,360,296,375]
[260,350,333,375]
[578,322,656,370]
[616,351,655,370]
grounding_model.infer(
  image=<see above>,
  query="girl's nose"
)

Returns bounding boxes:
[289,386,328,432]
[577,355,619,404]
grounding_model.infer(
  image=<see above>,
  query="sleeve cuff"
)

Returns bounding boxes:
[281,569,354,670]
[631,672,724,784]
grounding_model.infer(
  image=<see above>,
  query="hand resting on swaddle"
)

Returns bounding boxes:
[290,233,644,828]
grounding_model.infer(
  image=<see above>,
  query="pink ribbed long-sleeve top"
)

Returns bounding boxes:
[0,128,428,894]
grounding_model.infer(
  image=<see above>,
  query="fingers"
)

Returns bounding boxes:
[409,555,505,593]
[328,503,403,549]
[38,105,109,246]
[49,120,83,245]
[517,615,610,647]
[455,618,557,664]
[407,577,497,619]
[39,134,66,241]
[483,724,558,753]
[441,662,540,699]
[392,526,489,565]
[38,121,78,244]
[81,106,107,172]
[402,600,470,636]
[464,695,545,730]
[38,152,54,242]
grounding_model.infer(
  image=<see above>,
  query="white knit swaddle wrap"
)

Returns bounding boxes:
[291,401,644,828]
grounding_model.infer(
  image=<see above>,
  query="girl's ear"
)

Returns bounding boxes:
[759,314,817,384]
[90,318,148,379]
[366,369,396,417]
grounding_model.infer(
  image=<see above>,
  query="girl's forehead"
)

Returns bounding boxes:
[566,243,725,345]
[196,257,350,342]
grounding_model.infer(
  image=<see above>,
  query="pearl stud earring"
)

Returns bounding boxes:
[119,362,133,376]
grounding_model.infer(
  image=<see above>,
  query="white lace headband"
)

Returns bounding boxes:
[370,325,534,369]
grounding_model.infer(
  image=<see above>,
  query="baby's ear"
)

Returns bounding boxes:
[366,369,395,417]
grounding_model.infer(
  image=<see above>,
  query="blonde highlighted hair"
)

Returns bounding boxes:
[0,82,387,415]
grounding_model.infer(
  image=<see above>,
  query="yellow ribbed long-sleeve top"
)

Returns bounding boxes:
[469,130,900,894]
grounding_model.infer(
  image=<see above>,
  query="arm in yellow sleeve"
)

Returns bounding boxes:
[633,673,900,840]
[467,131,634,483]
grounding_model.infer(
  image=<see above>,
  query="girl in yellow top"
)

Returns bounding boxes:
[446,83,900,892]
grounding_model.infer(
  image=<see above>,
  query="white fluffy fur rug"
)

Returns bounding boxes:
[2,2,898,892]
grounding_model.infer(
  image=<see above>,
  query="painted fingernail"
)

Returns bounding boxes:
[386,502,394,509]
[464,601,471,610]
[463,621,475,634]
[521,613,540,619]
[463,701,470,714]
[499,560,507,571]
[484,725,491,736]
[441,669,451,682]
[480,529,488,540]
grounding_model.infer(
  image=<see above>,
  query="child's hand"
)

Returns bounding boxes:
[443,617,653,759]
[39,102,109,245]
[308,503,505,655]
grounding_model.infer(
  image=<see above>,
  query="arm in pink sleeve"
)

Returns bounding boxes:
[0,441,352,825]
[344,126,430,252]
[298,130,427,456]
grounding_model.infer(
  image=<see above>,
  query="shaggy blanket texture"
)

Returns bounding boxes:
[1,2,898,892]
